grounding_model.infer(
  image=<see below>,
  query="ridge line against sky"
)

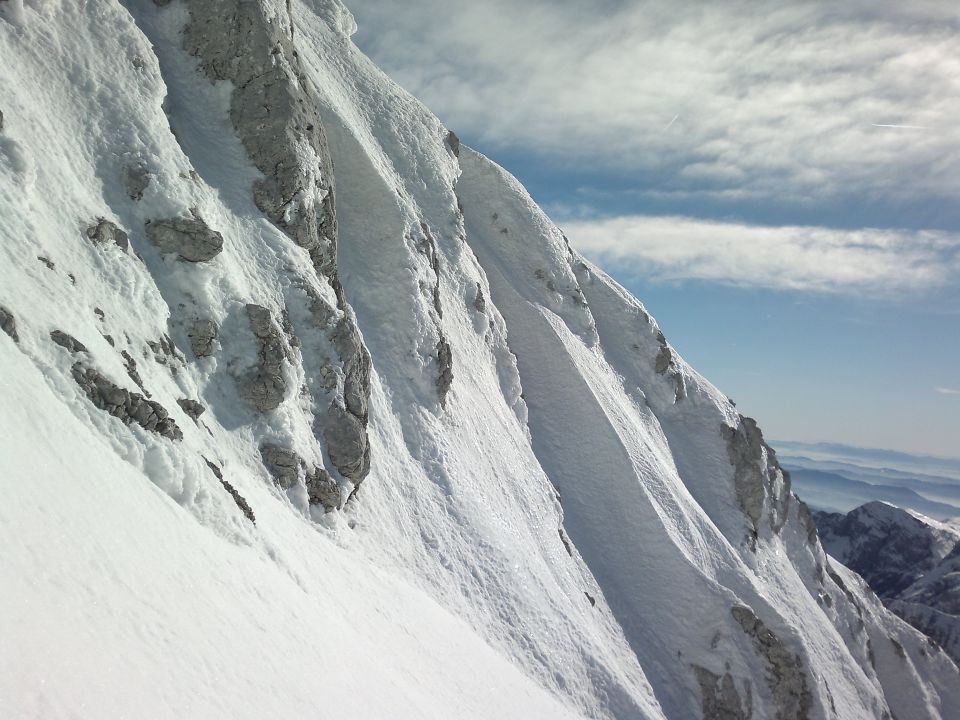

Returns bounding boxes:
[345,0,960,456]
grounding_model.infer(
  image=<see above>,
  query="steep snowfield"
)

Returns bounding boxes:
[1,1,958,719]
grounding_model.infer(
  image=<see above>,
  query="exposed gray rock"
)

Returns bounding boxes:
[239,304,289,413]
[147,334,185,367]
[86,218,129,252]
[204,457,255,524]
[305,465,340,512]
[436,335,454,405]
[50,330,87,354]
[474,282,486,313]
[260,443,339,511]
[446,130,460,158]
[731,606,812,720]
[655,344,673,374]
[183,0,336,277]
[145,215,223,262]
[693,665,752,720]
[187,318,218,358]
[37,255,55,270]
[120,349,145,390]
[122,162,151,201]
[722,415,791,542]
[331,315,370,419]
[302,283,336,328]
[177,398,206,421]
[324,402,370,481]
[260,443,302,490]
[0,306,18,342]
[183,0,372,486]
[796,498,819,545]
[71,363,182,440]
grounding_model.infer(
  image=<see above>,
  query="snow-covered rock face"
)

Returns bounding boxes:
[816,502,960,663]
[1,2,958,719]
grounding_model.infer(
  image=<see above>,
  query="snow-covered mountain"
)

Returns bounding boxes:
[816,502,960,664]
[1,1,958,718]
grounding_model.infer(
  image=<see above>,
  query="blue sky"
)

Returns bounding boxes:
[346,0,960,457]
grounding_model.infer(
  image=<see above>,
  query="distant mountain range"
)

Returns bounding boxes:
[771,441,960,519]
[774,440,960,482]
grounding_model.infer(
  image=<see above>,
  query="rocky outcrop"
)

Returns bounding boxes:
[182,0,336,278]
[176,398,205,421]
[446,130,460,158]
[145,215,223,262]
[122,162,150,201]
[187,318,218,358]
[71,363,182,440]
[652,330,686,402]
[722,416,791,543]
[204,457,255,523]
[181,0,371,485]
[260,443,340,511]
[473,282,486,313]
[324,402,369,481]
[731,606,812,720]
[50,330,88,354]
[693,665,752,720]
[330,315,370,421]
[239,304,289,413]
[436,336,454,405]
[86,218,130,252]
[0,306,19,342]
[120,349,145,390]
[147,334,185,368]
[304,465,340,511]
[260,444,301,489]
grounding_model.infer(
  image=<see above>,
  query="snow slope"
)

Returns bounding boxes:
[1,1,958,719]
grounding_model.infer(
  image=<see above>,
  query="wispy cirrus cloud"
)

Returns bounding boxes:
[348,0,960,213]
[561,215,960,294]
[936,387,960,396]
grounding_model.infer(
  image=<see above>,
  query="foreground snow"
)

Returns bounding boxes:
[1,1,958,719]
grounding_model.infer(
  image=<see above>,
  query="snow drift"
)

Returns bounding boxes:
[1,1,958,718]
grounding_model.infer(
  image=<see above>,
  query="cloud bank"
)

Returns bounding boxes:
[349,0,960,210]
[562,215,960,294]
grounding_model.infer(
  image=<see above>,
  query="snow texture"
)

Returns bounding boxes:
[1,1,958,719]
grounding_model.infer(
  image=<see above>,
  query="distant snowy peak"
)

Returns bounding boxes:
[816,501,960,596]
[815,502,960,662]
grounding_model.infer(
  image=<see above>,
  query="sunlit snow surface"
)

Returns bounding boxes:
[1,1,958,719]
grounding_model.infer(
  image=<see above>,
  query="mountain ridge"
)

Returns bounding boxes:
[1,1,958,718]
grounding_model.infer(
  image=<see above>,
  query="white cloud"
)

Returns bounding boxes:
[348,0,960,207]
[561,215,960,294]
[936,387,960,396]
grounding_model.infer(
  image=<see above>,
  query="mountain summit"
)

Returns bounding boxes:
[1,1,958,718]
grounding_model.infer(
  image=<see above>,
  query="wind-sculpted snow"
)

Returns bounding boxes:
[1,1,958,719]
